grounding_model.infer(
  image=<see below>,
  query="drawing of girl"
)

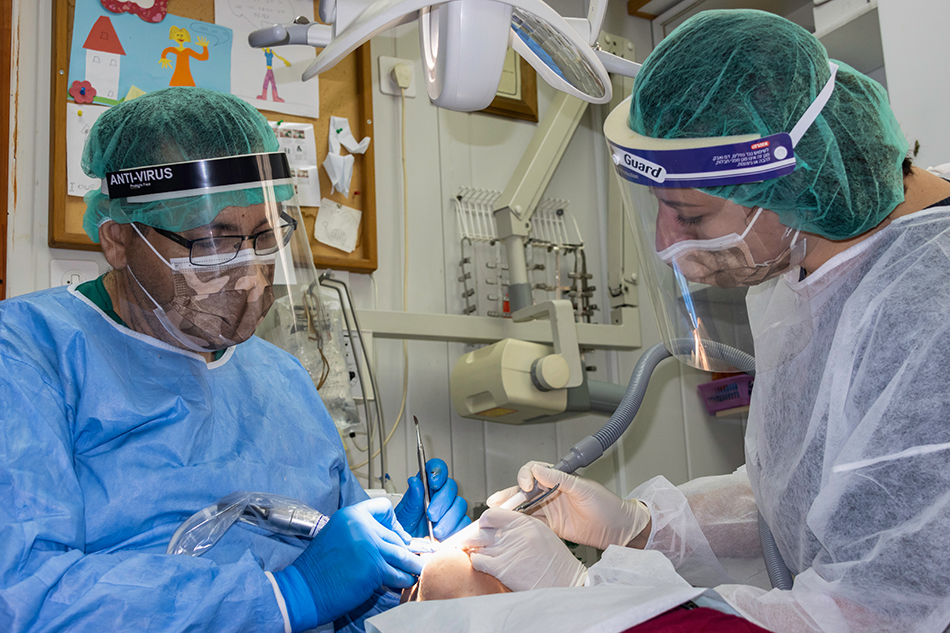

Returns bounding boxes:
[160,26,209,87]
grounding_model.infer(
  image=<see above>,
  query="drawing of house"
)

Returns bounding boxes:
[82,16,126,100]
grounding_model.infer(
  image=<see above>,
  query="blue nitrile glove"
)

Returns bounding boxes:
[272,498,423,632]
[395,458,472,540]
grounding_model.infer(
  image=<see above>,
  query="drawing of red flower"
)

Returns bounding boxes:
[69,80,97,104]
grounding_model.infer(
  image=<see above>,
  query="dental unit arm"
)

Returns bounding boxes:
[247,0,642,112]
[450,299,623,425]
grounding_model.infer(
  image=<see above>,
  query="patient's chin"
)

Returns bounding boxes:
[402,546,511,602]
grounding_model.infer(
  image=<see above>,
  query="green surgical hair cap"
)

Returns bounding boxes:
[628,9,909,240]
[82,87,282,243]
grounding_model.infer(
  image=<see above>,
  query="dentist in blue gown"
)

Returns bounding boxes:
[0,87,469,632]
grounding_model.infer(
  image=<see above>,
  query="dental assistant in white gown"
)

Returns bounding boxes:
[459,9,950,633]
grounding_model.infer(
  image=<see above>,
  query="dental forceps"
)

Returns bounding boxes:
[413,416,435,540]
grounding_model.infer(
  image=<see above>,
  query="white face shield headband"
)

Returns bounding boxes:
[608,62,838,191]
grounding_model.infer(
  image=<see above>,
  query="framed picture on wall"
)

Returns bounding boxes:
[481,49,538,122]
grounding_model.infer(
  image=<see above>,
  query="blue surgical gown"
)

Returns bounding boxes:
[0,285,393,632]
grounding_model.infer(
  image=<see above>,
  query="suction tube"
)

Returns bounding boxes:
[543,339,793,591]
[550,340,753,473]
[759,511,793,590]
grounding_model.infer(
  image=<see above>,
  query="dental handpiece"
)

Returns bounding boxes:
[243,503,329,538]
[167,492,333,557]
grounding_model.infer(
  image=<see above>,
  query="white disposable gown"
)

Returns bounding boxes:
[0,285,394,632]
[633,207,950,632]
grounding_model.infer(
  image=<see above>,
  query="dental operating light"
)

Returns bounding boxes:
[248,0,641,112]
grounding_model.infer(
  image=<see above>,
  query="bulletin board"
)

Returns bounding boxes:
[49,0,378,273]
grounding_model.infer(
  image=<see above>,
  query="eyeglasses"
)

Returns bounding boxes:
[149,211,298,266]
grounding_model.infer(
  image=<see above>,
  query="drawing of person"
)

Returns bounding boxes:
[257,48,291,103]
[160,26,209,87]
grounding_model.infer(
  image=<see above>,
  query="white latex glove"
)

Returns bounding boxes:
[450,508,587,592]
[487,461,651,550]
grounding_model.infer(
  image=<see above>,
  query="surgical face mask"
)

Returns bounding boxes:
[657,208,804,288]
[128,224,276,353]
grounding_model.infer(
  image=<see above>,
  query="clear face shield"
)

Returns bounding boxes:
[602,64,836,371]
[101,152,329,357]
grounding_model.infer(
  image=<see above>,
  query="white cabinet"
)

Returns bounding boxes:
[814,1,884,79]
[648,0,886,83]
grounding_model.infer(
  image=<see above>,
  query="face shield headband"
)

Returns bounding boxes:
[607,62,838,190]
[101,152,294,203]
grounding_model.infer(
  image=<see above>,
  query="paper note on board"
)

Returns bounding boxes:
[68,1,232,104]
[66,103,108,197]
[324,116,371,196]
[323,153,354,197]
[270,121,320,206]
[315,198,362,253]
[328,116,370,154]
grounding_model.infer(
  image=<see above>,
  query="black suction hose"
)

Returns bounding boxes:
[546,339,793,591]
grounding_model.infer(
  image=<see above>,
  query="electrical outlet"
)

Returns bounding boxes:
[342,330,375,401]
[378,55,417,98]
[50,259,99,288]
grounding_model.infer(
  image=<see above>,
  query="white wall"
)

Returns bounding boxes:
[878,0,950,169]
[6,0,746,511]
[8,2,108,297]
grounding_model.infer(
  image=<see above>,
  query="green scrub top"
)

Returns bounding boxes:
[76,274,126,326]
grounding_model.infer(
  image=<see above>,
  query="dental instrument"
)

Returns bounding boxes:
[510,483,559,513]
[413,415,436,541]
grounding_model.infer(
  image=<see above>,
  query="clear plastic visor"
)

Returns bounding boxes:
[623,183,804,371]
[125,182,328,356]
[113,158,351,432]
[604,104,806,372]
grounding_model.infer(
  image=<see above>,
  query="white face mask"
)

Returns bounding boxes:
[657,207,766,265]
[127,224,276,353]
[657,208,804,288]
